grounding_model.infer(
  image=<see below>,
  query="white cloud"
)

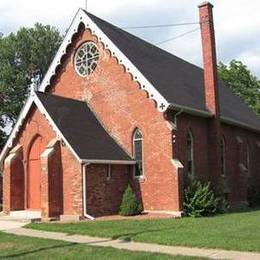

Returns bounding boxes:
[0,0,260,76]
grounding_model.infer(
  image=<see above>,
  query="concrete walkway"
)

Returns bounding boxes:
[0,216,28,231]
[1,225,259,260]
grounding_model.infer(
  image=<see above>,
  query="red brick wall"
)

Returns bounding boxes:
[14,106,55,160]
[86,164,130,217]
[48,26,182,212]
[12,106,55,210]
[3,149,24,213]
[48,143,63,217]
[41,142,63,219]
[3,107,54,214]
[221,123,260,207]
[0,174,2,208]
[175,113,210,182]
[60,144,83,216]
[176,112,260,207]
[3,105,83,217]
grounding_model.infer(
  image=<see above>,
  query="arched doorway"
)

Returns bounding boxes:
[27,135,43,210]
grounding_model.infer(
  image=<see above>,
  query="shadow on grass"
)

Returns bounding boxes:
[111,226,176,241]
[1,242,77,258]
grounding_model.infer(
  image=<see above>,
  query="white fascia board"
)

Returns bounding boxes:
[33,95,82,162]
[39,9,169,112]
[81,159,136,165]
[0,96,34,165]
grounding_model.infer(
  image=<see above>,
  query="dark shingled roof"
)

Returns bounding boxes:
[36,92,133,161]
[87,12,260,131]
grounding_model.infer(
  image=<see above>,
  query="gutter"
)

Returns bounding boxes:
[168,103,260,134]
[220,116,260,134]
[82,163,95,220]
[81,159,136,165]
[168,103,213,118]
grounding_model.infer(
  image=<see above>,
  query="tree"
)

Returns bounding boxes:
[218,60,260,115]
[0,130,6,150]
[0,23,62,149]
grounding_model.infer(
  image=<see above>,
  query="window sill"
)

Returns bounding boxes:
[134,176,146,183]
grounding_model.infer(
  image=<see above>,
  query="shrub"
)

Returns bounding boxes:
[184,178,228,217]
[119,185,143,216]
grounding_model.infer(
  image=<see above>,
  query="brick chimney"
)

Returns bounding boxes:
[198,2,219,116]
[199,2,222,180]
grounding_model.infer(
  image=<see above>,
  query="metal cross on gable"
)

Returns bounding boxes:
[160,103,166,110]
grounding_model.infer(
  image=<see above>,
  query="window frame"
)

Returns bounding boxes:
[186,129,195,176]
[246,142,250,174]
[74,41,100,77]
[133,128,144,179]
[220,137,227,176]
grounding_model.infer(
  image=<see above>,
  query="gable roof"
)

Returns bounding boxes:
[37,9,259,132]
[35,92,133,163]
[86,12,260,132]
[2,9,258,169]
[0,91,134,165]
[39,9,169,112]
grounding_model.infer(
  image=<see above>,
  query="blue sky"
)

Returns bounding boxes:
[1,0,260,77]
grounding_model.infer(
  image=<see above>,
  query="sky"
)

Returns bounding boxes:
[0,0,260,77]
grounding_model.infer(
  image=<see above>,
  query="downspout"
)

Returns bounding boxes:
[82,163,95,220]
[172,109,184,159]
[173,109,184,130]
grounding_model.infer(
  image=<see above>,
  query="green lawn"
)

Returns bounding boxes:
[0,231,204,260]
[27,209,260,252]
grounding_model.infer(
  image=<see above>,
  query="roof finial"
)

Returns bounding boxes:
[30,78,37,96]
[30,70,41,96]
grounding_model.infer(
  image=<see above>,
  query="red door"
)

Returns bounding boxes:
[27,136,42,210]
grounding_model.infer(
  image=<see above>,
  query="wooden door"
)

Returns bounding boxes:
[27,136,42,210]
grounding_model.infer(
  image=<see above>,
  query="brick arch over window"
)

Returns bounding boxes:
[186,129,194,176]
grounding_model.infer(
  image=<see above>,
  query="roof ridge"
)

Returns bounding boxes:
[85,11,205,72]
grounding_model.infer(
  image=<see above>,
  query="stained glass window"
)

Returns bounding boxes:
[186,130,194,175]
[74,42,99,77]
[133,129,143,177]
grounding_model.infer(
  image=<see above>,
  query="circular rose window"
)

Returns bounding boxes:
[74,42,99,77]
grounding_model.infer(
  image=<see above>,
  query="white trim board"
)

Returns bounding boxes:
[38,9,169,112]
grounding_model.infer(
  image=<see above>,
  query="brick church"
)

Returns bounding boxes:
[0,2,259,220]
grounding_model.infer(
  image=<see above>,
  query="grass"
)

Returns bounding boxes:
[27,209,260,252]
[0,231,205,260]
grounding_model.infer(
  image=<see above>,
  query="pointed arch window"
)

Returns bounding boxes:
[133,129,143,178]
[186,130,194,175]
[220,137,226,176]
[246,143,250,174]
